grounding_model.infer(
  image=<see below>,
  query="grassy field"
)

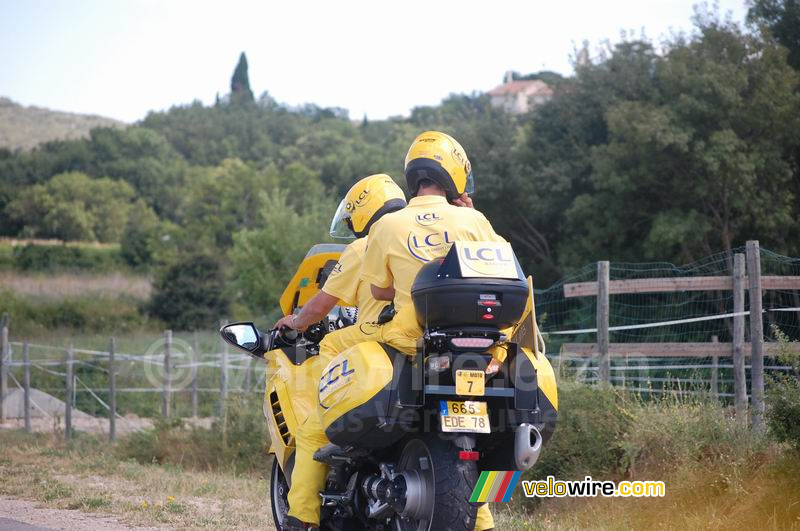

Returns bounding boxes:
[1,427,798,530]
[0,430,273,529]
[2,386,800,530]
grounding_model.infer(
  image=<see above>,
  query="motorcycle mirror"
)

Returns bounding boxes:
[220,322,266,358]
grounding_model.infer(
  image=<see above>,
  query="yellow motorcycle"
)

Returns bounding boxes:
[221,242,558,531]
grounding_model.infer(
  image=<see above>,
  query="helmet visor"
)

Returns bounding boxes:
[329,198,356,239]
[464,170,475,195]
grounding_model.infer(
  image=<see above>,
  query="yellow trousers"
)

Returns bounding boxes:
[287,317,494,529]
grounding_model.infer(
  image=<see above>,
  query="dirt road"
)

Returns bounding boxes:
[0,497,155,530]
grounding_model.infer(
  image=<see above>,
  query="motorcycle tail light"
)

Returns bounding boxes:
[426,355,451,372]
[458,451,480,461]
[450,337,495,349]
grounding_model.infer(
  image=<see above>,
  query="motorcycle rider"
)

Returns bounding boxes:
[363,131,509,375]
[360,131,509,530]
[273,174,407,531]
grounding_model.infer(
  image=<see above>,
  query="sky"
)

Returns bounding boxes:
[0,0,749,123]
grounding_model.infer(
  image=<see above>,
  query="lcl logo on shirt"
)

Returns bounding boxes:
[415,212,442,226]
[406,231,453,261]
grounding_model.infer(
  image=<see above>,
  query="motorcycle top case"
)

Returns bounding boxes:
[411,241,528,330]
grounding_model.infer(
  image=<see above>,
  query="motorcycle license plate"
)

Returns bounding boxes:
[439,400,490,434]
[455,369,485,396]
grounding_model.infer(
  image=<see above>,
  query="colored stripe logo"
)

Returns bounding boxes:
[470,471,522,502]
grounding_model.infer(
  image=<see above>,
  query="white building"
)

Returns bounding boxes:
[488,71,553,114]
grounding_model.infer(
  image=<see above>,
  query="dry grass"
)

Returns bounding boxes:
[493,451,800,530]
[0,430,275,529]
[0,271,151,299]
[0,98,124,152]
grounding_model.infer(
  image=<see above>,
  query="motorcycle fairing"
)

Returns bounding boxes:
[279,243,347,315]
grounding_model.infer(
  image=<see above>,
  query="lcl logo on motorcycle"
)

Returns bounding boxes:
[457,241,518,279]
[319,358,356,396]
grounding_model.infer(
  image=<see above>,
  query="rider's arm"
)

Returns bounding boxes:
[274,291,339,332]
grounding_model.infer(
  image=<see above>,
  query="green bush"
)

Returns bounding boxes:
[12,243,122,272]
[148,253,230,330]
[767,376,800,451]
[621,396,766,472]
[529,385,630,478]
[528,384,768,482]
[766,326,800,451]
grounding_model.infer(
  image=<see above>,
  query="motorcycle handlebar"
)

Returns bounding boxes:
[279,326,299,341]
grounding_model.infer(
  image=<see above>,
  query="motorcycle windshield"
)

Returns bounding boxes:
[465,170,475,195]
[329,198,356,240]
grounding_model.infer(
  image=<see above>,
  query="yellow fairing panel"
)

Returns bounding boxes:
[521,346,558,411]
[318,341,394,431]
[279,243,346,315]
[264,348,321,470]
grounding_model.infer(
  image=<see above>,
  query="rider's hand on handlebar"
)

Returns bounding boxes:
[452,193,473,209]
[274,314,307,333]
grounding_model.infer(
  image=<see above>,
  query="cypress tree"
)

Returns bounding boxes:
[231,52,255,104]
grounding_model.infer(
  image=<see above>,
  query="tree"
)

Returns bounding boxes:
[7,171,137,242]
[148,254,230,330]
[749,0,800,70]
[230,52,255,105]
[513,17,800,273]
[229,189,333,316]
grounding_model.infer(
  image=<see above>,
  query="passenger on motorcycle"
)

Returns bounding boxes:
[359,131,507,530]
[273,174,406,531]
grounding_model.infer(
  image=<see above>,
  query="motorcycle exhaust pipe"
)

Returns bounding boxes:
[515,423,543,471]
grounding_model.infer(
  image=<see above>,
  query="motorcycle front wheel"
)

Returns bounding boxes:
[270,458,291,529]
[392,435,478,531]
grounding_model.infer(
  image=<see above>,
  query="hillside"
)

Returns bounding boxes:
[0,97,125,151]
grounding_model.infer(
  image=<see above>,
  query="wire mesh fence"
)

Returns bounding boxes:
[2,242,800,437]
[534,243,800,400]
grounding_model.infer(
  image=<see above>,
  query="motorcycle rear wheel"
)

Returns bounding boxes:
[393,435,478,531]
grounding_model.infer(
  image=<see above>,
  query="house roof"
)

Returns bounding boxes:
[488,79,552,97]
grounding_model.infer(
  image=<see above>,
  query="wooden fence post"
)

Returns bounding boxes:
[109,337,116,442]
[747,240,765,432]
[23,341,31,433]
[65,345,73,441]
[191,334,199,418]
[710,335,719,399]
[597,261,610,386]
[1,326,8,424]
[219,320,228,418]
[163,330,172,419]
[732,253,748,421]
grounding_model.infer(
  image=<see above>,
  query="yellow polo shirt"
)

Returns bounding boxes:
[360,195,506,312]
[321,237,383,324]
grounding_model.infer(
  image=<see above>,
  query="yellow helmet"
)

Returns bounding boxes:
[330,174,406,239]
[404,131,474,200]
